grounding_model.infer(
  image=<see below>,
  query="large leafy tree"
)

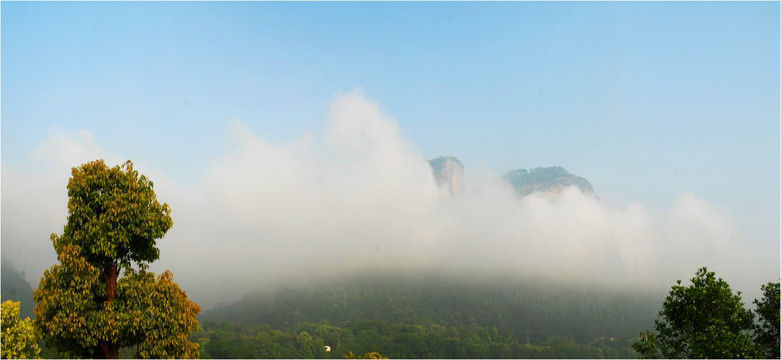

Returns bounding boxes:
[33,160,200,359]
[632,267,757,359]
[752,281,780,359]
[1,300,41,359]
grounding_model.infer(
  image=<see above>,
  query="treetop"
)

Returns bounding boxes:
[54,159,173,271]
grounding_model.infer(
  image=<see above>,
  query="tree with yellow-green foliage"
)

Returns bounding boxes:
[33,160,200,359]
[343,351,388,359]
[1,300,41,359]
[362,351,388,359]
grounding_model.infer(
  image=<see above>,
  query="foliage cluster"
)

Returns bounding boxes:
[633,267,780,359]
[343,351,388,359]
[1,300,41,359]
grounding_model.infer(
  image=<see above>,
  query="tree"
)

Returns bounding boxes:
[752,282,780,359]
[362,351,388,359]
[343,351,388,359]
[632,267,757,358]
[295,331,316,358]
[1,300,41,359]
[33,160,200,359]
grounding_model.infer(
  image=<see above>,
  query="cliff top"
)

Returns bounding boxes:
[503,166,595,196]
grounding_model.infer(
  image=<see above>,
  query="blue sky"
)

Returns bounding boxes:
[5,2,778,187]
[2,2,779,303]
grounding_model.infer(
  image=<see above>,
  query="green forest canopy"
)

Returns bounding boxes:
[196,270,663,358]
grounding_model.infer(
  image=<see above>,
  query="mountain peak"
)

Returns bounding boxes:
[503,166,595,197]
[428,156,464,195]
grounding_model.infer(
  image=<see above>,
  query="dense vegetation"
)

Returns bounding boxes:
[196,270,662,358]
[503,167,594,196]
[195,317,640,359]
[1,300,40,359]
[7,252,778,359]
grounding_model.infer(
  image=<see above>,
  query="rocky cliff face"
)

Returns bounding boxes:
[427,159,593,199]
[503,167,595,198]
[428,156,464,195]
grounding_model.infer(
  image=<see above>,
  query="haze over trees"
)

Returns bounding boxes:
[14,161,778,359]
[194,268,780,359]
[1,260,35,320]
[32,160,200,359]
[5,89,775,314]
[7,160,778,359]
[195,271,661,358]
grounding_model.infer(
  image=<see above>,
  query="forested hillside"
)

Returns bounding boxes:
[196,270,663,358]
[1,258,35,319]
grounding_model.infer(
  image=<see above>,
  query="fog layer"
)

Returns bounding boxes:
[2,91,777,307]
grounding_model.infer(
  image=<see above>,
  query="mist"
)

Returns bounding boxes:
[2,90,778,308]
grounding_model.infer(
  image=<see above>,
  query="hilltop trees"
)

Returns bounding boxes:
[33,160,200,359]
[1,300,41,359]
[633,267,759,358]
[632,267,780,359]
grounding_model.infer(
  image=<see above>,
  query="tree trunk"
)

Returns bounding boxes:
[96,341,119,359]
[97,264,120,359]
[106,264,118,303]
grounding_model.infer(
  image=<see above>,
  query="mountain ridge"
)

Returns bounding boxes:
[503,166,595,197]
[1,258,36,319]
[427,156,595,197]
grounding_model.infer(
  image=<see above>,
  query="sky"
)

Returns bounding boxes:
[2,2,779,308]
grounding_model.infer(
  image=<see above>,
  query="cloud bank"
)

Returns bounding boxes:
[3,91,777,307]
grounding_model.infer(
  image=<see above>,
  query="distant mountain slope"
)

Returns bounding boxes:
[1,258,35,319]
[504,167,595,197]
[428,156,464,195]
[200,270,659,345]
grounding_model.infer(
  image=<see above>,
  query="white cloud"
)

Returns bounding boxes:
[3,91,777,307]
[2,128,121,283]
